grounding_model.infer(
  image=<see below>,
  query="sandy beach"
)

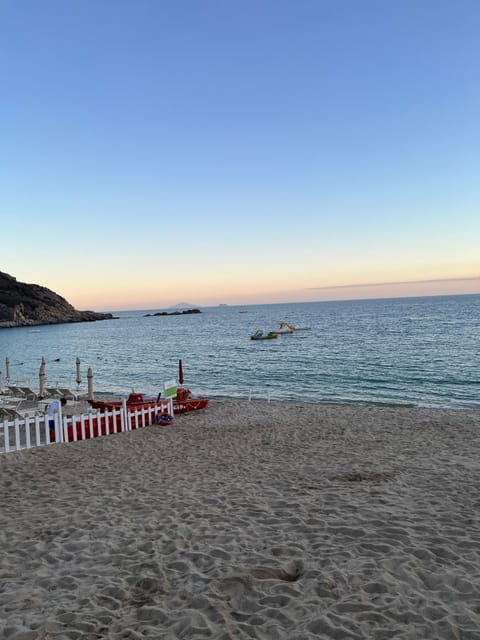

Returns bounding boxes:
[1,400,479,639]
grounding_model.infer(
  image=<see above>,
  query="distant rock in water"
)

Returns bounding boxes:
[0,271,115,329]
[144,309,201,317]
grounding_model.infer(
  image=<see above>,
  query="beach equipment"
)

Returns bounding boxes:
[5,357,10,383]
[92,388,208,415]
[178,359,184,385]
[76,357,81,385]
[39,365,46,399]
[7,386,21,395]
[58,388,77,400]
[251,330,278,340]
[87,367,94,401]
[39,359,46,398]
[155,413,174,426]
[272,322,311,335]
[251,323,311,339]
[173,387,209,413]
[19,386,37,398]
[273,322,295,334]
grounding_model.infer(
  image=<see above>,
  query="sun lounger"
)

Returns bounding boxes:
[7,386,25,396]
[0,387,13,396]
[18,387,37,400]
[57,388,78,400]
[45,388,62,398]
[15,398,41,411]
[0,407,23,420]
[45,387,77,400]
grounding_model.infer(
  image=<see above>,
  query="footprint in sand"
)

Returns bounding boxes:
[217,560,304,610]
[219,560,304,600]
[246,559,304,582]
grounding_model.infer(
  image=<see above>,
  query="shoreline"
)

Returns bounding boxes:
[66,392,480,414]
[208,394,480,411]
[3,383,479,414]
[4,388,479,417]
[1,400,480,638]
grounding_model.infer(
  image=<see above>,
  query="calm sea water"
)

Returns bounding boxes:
[1,295,479,409]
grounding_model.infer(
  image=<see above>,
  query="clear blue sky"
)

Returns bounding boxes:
[1,0,479,309]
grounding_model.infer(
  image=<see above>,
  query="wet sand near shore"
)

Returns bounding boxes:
[1,400,480,639]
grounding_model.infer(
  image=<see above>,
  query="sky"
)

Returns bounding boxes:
[1,0,479,310]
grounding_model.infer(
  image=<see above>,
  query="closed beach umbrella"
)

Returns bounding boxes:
[39,365,46,398]
[6,357,10,383]
[87,367,94,401]
[76,357,81,385]
[178,359,184,385]
[0,369,3,392]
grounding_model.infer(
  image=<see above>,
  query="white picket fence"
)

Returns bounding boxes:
[0,401,170,454]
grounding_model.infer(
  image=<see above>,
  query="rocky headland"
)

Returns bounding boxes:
[0,271,115,329]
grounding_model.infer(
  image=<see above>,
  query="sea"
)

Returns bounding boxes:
[1,294,479,410]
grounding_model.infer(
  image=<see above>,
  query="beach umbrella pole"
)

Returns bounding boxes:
[76,357,81,386]
[87,368,94,401]
[39,365,46,399]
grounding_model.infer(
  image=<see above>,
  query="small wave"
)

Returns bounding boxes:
[415,401,480,411]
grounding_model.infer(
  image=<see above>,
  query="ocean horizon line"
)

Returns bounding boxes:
[101,291,480,315]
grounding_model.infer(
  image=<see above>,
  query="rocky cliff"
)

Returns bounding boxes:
[0,271,114,328]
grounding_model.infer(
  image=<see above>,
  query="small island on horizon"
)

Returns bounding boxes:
[169,302,199,309]
[144,308,201,317]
